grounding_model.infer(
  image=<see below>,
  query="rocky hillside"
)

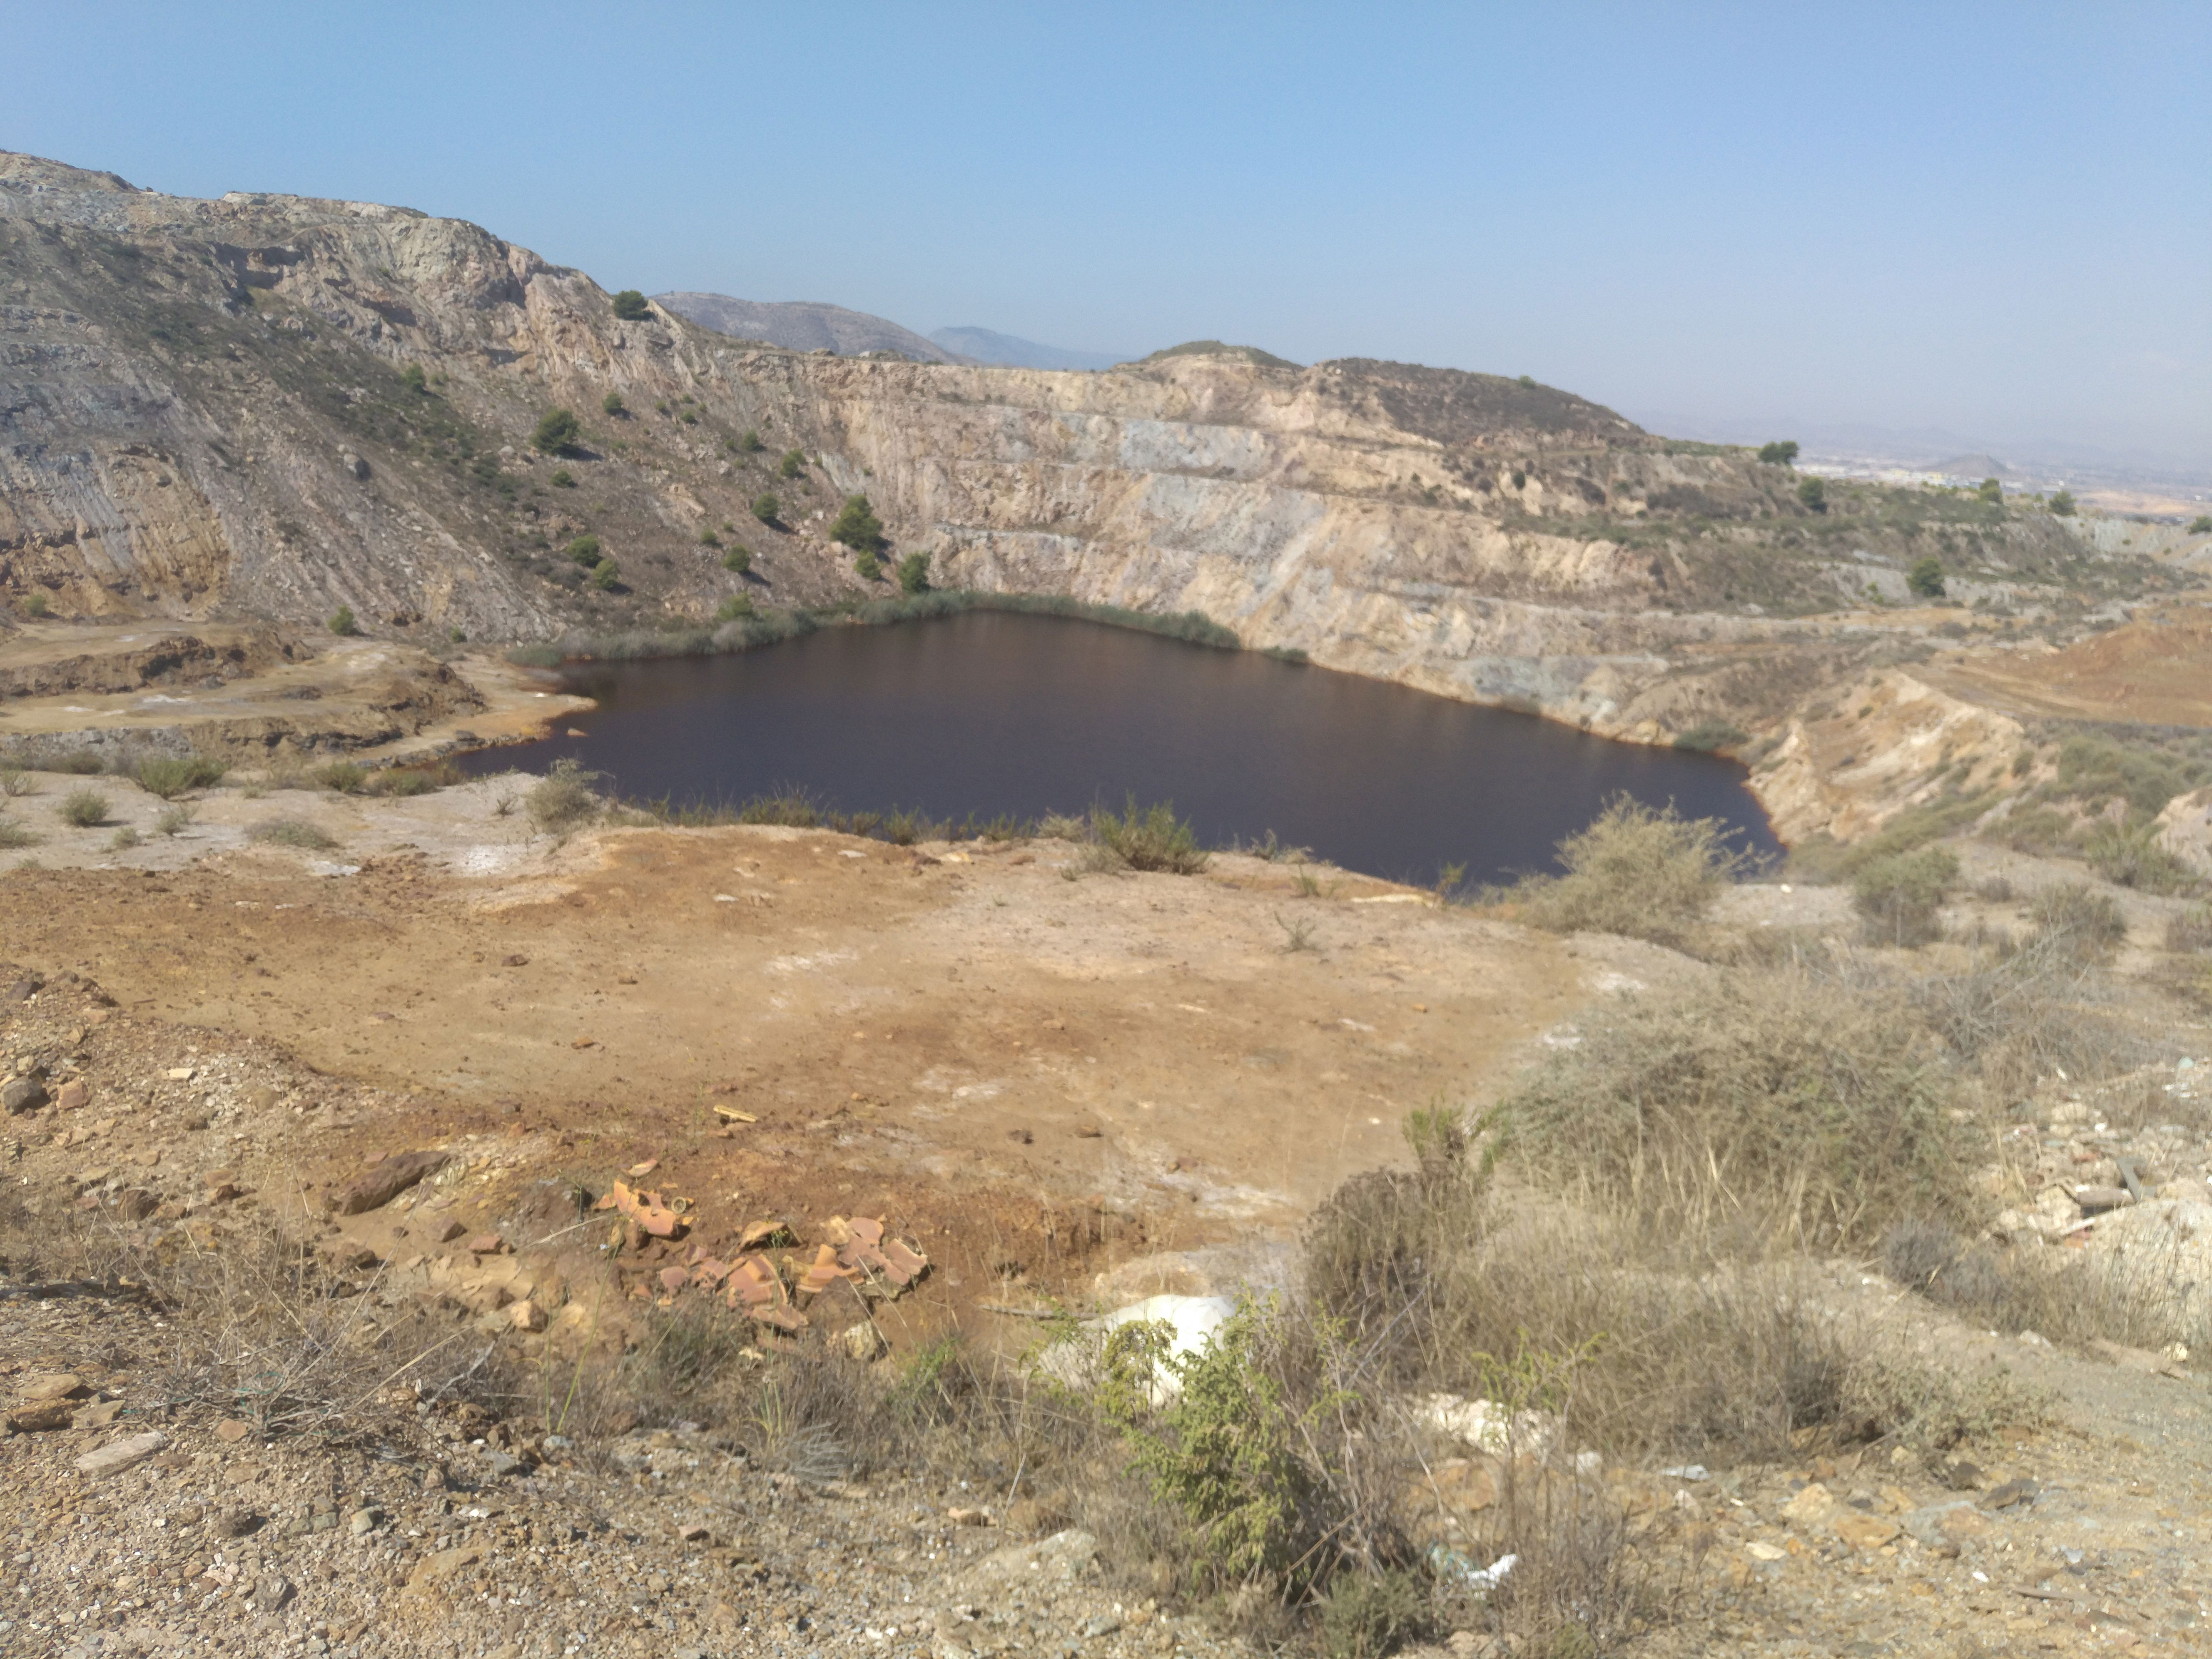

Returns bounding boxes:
[655,291,961,363]
[3,149,2189,818]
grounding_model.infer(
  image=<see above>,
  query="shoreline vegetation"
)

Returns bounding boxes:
[504,588,1252,668]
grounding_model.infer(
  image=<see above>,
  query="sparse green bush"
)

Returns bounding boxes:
[1756,440,1798,466]
[2052,734,2202,817]
[531,408,581,454]
[778,448,805,479]
[715,595,755,623]
[0,818,40,849]
[853,551,881,581]
[610,289,651,322]
[312,761,370,794]
[48,752,106,776]
[896,551,930,595]
[2050,488,2076,517]
[1319,1569,1431,1658]
[2030,882,2128,959]
[565,534,603,565]
[132,755,226,799]
[371,768,438,797]
[22,593,49,619]
[328,606,360,637]
[1093,798,1209,874]
[247,819,337,851]
[154,804,194,837]
[107,826,141,852]
[1907,556,1946,599]
[752,493,780,524]
[1797,477,1827,513]
[722,544,752,575]
[57,788,109,828]
[697,528,720,547]
[2084,817,2195,894]
[0,766,27,798]
[1512,796,1746,949]
[549,468,576,488]
[1672,718,1748,753]
[2192,516,2212,535]
[401,364,427,394]
[590,559,621,592]
[738,428,764,453]
[1852,845,1960,947]
[2167,904,2212,952]
[601,391,625,417]
[526,757,602,835]
[1978,478,2003,505]
[829,494,884,554]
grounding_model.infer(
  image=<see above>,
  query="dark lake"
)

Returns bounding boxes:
[466,612,1779,886]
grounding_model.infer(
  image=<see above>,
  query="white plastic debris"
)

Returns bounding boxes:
[1660,1463,1711,1482]
[1427,1544,1518,1592]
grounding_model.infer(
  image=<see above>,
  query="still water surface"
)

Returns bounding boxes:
[470,613,1779,885]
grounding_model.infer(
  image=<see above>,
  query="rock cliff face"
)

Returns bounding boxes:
[2,150,2160,838]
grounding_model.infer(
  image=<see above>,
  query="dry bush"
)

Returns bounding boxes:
[1908,928,2172,1099]
[1498,965,1979,1248]
[1852,845,1959,947]
[247,818,338,851]
[2166,904,2212,952]
[1511,795,1750,949]
[1092,797,1209,874]
[526,757,603,835]
[1884,1218,2210,1355]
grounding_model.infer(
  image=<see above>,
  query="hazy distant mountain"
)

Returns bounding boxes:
[1927,453,2012,478]
[929,326,1128,371]
[655,294,962,362]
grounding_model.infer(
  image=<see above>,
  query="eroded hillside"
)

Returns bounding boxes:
[6,148,2212,844]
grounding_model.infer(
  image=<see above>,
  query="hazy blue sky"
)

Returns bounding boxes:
[6,3,2206,463]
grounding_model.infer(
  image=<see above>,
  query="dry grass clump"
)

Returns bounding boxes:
[132,754,227,798]
[1500,965,1978,1248]
[1509,795,1749,949]
[247,818,338,851]
[57,787,110,828]
[1852,844,1959,946]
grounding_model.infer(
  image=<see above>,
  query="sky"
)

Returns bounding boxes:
[5,2,2207,467]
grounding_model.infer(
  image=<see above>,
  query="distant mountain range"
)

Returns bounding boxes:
[928,326,1128,371]
[655,293,1129,371]
[654,294,960,362]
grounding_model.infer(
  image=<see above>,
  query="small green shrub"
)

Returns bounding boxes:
[2191,516,2212,535]
[154,804,194,837]
[697,528,720,548]
[565,535,603,565]
[752,493,780,524]
[738,428,764,453]
[107,826,141,852]
[48,752,106,776]
[896,551,930,595]
[853,551,881,581]
[401,364,427,393]
[1756,440,1798,466]
[1319,1570,1431,1659]
[610,290,651,322]
[777,449,805,479]
[2052,734,2202,817]
[328,606,360,637]
[601,391,626,417]
[829,494,884,554]
[57,789,109,828]
[1797,477,1827,513]
[0,818,40,849]
[722,545,752,575]
[531,408,581,454]
[1852,846,1960,946]
[2084,817,2196,894]
[715,595,755,623]
[1907,556,1946,599]
[1094,797,1209,874]
[2050,488,2076,517]
[590,559,621,592]
[549,468,576,488]
[22,593,49,619]
[133,755,226,799]
[371,768,438,797]
[312,761,370,794]
[526,757,602,835]
[1978,478,2004,505]
[247,819,337,851]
